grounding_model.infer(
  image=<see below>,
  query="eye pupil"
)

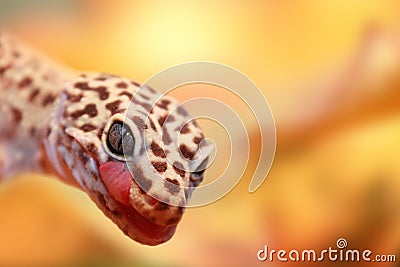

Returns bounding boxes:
[107,122,134,156]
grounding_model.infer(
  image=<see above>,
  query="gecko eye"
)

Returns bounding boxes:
[107,121,134,156]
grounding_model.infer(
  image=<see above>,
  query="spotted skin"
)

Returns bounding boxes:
[0,33,212,245]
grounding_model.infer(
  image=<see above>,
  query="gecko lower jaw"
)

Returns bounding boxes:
[98,161,177,245]
[114,199,177,245]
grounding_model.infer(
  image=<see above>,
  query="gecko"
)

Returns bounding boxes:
[0,32,212,245]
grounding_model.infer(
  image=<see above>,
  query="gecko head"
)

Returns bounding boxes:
[53,73,213,245]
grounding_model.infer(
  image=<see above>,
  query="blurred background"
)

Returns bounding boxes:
[0,1,400,266]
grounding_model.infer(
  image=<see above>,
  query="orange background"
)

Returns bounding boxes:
[1,1,400,266]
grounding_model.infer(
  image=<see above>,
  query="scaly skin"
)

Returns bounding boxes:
[0,33,212,245]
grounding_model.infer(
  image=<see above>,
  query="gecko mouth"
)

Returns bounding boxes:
[113,197,177,245]
[99,161,176,245]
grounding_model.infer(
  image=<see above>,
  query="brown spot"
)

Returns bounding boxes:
[96,126,104,140]
[166,115,175,123]
[177,106,188,117]
[87,143,98,155]
[66,93,83,102]
[95,76,107,81]
[133,167,152,192]
[162,128,172,145]
[0,64,11,75]
[28,88,40,102]
[193,136,204,144]
[191,120,199,127]
[97,192,107,208]
[12,50,20,58]
[180,144,195,160]
[132,98,152,111]
[78,149,89,164]
[151,141,166,158]
[70,104,98,119]
[166,178,180,186]
[149,118,157,131]
[75,82,109,100]
[179,123,191,134]
[118,91,133,99]
[80,123,97,132]
[158,114,167,127]
[81,179,88,190]
[111,209,122,217]
[42,93,56,106]
[105,100,122,115]
[156,99,170,110]
[138,93,150,100]
[156,202,169,210]
[130,80,141,87]
[145,85,156,94]
[75,81,90,90]
[116,81,128,88]
[94,86,109,100]
[152,161,167,173]
[18,77,32,89]
[85,104,98,116]
[173,161,186,178]
[11,107,22,123]
[132,116,147,131]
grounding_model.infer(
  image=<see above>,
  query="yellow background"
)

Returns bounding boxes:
[0,1,399,266]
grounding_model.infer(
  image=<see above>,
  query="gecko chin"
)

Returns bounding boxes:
[98,161,179,245]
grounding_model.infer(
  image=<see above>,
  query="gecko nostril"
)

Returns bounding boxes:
[191,169,205,178]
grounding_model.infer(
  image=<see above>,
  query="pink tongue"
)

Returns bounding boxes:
[99,161,132,205]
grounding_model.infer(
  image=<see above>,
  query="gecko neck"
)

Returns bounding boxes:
[0,33,76,180]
